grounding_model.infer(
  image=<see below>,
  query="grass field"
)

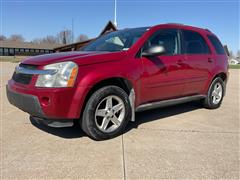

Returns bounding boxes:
[229,64,240,69]
[0,56,29,63]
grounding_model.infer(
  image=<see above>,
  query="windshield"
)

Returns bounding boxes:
[81,27,149,52]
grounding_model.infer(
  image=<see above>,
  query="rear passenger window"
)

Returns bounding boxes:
[207,35,225,55]
[182,30,210,54]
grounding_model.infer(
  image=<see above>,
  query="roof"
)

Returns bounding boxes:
[54,39,93,50]
[0,40,61,50]
[152,23,213,33]
[54,21,117,51]
[99,21,117,36]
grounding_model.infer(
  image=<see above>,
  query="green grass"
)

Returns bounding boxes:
[229,64,240,69]
[0,56,29,63]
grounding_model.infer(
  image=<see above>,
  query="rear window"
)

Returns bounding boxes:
[207,35,226,55]
[182,30,210,54]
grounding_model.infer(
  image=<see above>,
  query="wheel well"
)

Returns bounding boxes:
[79,77,133,119]
[214,72,227,82]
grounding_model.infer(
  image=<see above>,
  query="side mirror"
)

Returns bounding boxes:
[142,45,166,57]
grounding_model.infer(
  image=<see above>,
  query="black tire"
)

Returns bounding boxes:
[202,77,225,109]
[81,86,131,140]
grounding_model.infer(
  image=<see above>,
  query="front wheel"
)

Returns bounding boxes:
[81,86,131,140]
[202,77,225,109]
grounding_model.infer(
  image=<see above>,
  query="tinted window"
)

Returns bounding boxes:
[182,30,210,54]
[143,29,179,55]
[207,35,225,55]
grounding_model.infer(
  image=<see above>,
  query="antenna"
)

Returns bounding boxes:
[114,0,117,27]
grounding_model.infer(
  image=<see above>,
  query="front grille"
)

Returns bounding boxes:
[12,64,38,85]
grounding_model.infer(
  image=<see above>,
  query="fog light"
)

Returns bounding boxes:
[41,97,50,106]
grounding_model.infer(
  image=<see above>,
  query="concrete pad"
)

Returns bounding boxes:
[0,62,239,179]
[123,129,239,179]
[2,118,124,179]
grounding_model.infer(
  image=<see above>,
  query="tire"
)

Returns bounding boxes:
[202,77,225,109]
[81,86,131,140]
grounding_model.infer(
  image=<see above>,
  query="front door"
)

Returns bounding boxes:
[139,29,186,103]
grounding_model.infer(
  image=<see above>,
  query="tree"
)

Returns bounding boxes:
[229,51,234,59]
[9,34,25,42]
[0,35,6,41]
[76,34,88,42]
[57,29,72,44]
[43,35,58,44]
[32,35,58,44]
[236,50,240,58]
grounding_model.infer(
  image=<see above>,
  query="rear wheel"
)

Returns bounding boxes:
[81,86,131,140]
[202,77,225,109]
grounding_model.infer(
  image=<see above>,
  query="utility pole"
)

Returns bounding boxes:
[71,18,74,43]
[114,0,117,27]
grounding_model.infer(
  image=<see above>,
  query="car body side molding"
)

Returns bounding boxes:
[135,95,206,112]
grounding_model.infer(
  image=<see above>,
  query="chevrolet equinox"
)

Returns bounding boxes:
[7,24,228,140]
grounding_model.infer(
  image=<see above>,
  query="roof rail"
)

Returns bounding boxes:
[165,23,184,25]
[205,28,211,32]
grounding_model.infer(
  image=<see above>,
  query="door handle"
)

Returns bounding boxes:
[208,58,214,63]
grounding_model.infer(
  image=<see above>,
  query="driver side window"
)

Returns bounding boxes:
[143,29,179,56]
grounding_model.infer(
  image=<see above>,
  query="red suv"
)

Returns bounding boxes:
[7,24,228,140]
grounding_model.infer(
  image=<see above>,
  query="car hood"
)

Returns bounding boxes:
[22,51,127,66]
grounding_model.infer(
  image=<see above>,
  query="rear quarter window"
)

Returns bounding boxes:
[207,35,226,55]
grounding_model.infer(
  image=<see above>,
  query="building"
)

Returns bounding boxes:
[54,21,117,52]
[0,41,60,56]
[0,21,117,56]
[229,58,240,65]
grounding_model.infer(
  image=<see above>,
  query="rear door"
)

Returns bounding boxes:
[180,30,215,96]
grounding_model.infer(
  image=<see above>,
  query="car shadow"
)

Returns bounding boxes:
[30,101,202,139]
[125,101,202,132]
[30,116,85,139]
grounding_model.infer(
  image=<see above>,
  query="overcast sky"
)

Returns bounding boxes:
[1,0,239,53]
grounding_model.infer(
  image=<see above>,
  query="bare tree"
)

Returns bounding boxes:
[32,35,58,44]
[236,50,240,58]
[57,29,72,44]
[76,34,89,42]
[9,34,25,42]
[0,35,6,41]
[43,35,58,44]
[229,51,234,59]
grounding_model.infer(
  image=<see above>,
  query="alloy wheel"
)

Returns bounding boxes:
[211,82,223,105]
[95,95,125,133]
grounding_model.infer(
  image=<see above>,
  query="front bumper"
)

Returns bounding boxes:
[6,85,75,127]
[6,85,46,118]
[7,80,90,120]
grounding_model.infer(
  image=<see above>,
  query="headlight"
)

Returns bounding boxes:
[36,61,78,88]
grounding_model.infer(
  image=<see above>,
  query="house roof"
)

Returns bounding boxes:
[0,40,61,50]
[54,21,118,51]
[99,21,117,36]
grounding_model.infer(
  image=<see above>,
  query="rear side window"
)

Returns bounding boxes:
[207,35,225,55]
[182,30,210,54]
